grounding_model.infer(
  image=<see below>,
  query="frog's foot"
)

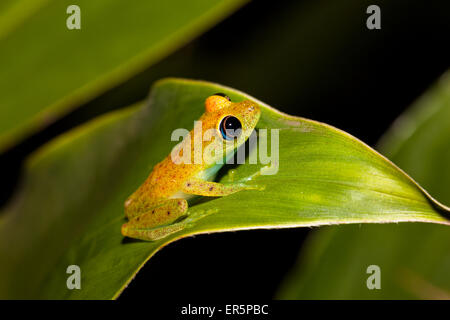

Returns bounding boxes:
[122,222,186,241]
[234,167,268,191]
[122,198,187,241]
[241,166,264,182]
[125,197,187,220]
[241,183,266,191]
[183,208,218,226]
[121,208,218,241]
[150,208,219,239]
[182,178,264,197]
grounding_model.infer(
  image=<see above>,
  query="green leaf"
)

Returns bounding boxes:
[277,71,450,299]
[0,0,245,152]
[0,78,449,299]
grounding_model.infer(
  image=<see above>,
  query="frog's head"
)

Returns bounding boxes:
[200,93,261,162]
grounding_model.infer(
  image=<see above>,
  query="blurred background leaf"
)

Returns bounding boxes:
[0,0,246,152]
[277,71,450,299]
[0,79,449,299]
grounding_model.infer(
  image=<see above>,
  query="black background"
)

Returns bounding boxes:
[1,0,449,300]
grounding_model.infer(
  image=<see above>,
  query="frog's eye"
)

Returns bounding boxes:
[213,93,231,101]
[219,116,242,140]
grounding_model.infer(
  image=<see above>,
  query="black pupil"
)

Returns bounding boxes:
[220,116,242,140]
[214,93,231,101]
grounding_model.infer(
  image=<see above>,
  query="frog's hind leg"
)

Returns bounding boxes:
[122,198,188,241]
[124,194,187,219]
[123,207,218,241]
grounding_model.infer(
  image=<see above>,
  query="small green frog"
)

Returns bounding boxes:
[121,94,263,241]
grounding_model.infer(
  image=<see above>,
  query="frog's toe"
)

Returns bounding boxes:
[121,221,185,241]
[121,223,130,237]
[244,184,265,191]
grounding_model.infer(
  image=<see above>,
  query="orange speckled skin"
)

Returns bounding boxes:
[121,96,261,241]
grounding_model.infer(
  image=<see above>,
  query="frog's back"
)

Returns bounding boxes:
[139,155,203,198]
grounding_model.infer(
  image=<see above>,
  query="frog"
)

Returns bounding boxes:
[121,93,264,241]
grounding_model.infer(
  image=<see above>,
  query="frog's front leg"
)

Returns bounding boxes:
[121,198,188,241]
[181,178,264,197]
